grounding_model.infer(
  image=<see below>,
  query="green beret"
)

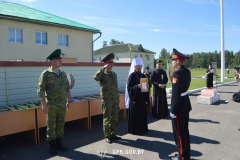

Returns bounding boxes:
[46,49,62,60]
[145,66,149,69]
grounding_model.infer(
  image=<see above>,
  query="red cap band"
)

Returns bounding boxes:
[103,58,114,63]
[172,54,186,61]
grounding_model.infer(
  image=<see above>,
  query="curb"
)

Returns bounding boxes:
[166,81,236,99]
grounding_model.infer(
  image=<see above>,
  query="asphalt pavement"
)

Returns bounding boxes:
[1,83,240,160]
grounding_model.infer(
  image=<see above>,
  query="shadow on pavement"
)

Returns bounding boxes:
[189,118,220,124]
[188,93,201,97]
[114,137,202,160]
[212,100,229,105]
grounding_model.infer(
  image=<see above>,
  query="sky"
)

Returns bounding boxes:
[3,0,240,58]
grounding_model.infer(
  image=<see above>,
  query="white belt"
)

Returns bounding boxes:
[181,91,188,96]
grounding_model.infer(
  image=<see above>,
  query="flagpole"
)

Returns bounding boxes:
[220,0,225,82]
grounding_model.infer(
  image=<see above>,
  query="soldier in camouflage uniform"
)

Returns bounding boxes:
[37,49,71,155]
[93,53,121,144]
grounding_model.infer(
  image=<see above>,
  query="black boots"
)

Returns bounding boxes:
[49,138,68,155]
[49,140,57,155]
[55,138,69,151]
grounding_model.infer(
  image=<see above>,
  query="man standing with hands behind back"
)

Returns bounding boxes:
[37,49,71,156]
[170,48,192,160]
[150,60,168,118]
[93,53,121,144]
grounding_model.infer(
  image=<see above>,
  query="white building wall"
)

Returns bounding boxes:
[0,66,129,106]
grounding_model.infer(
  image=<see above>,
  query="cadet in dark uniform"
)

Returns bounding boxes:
[37,49,71,155]
[93,53,121,144]
[144,66,151,112]
[170,49,192,160]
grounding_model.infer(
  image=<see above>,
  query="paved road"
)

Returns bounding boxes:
[1,83,240,160]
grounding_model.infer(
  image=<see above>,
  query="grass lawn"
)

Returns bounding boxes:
[150,78,235,94]
[188,78,234,90]
[190,68,235,77]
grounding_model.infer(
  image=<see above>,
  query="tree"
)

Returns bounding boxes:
[234,51,240,67]
[198,52,206,68]
[192,52,201,68]
[212,50,221,68]
[159,48,170,69]
[109,39,124,45]
[184,54,193,68]
[159,48,170,59]
[103,41,108,47]
[225,50,234,68]
[207,52,212,66]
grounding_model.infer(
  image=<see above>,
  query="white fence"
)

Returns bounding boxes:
[0,66,130,106]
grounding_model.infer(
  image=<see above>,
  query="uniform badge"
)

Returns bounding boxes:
[172,78,177,84]
[38,81,42,86]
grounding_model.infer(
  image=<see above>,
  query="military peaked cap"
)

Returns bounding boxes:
[172,48,189,61]
[102,53,115,63]
[46,49,63,60]
[145,66,149,69]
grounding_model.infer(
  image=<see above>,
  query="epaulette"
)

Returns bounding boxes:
[174,68,180,71]
[42,69,49,75]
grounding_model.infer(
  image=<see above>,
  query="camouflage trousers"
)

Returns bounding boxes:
[46,102,66,141]
[102,98,119,138]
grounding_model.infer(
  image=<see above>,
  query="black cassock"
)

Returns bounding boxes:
[150,69,168,118]
[127,71,148,135]
[206,69,213,88]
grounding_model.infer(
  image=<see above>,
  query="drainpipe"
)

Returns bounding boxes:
[92,32,102,62]
[128,43,132,62]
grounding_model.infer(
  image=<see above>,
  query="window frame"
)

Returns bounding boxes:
[8,28,22,43]
[147,55,150,60]
[36,31,47,45]
[58,34,68,47]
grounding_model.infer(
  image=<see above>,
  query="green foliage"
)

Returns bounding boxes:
[103,41,107,47]
[109,39,124,45]
[155,48,240,69]
[157,48,170,69]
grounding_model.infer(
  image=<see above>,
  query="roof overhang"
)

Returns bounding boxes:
[0,14,101,34]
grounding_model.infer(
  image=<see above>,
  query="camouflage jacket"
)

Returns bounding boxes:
[93,66,119,99]
[37,67,70,102]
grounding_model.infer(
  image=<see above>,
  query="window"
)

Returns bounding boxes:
[9,28,22,43]
[147,55,150,60]
[140,54,143,58]
[93,56,96,62]
[58,34,68,46]
[135,54,137,58]
[116,55,119,60]
[99,56,101,62]
[36,32,47,45]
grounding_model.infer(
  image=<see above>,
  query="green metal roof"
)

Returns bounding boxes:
[0,1,100,33]
[94,43,155,55]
